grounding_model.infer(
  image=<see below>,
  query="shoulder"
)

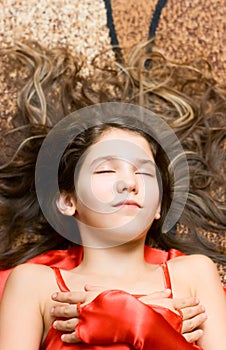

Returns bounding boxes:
[4,263,55,295]
[168,253,217,270]
[2,263,59,316]
[168,254,219,280]
[168,254,223,296]
[8,263,53,280]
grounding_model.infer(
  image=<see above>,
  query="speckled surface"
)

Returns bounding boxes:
[0,0,112,70]
[111,0,226,82]
[111,0,158,48]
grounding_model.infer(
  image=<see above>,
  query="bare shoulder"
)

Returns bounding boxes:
[168,253,218,273]
[167,254,223,297]
[8,263,53,279]
[4,263,55,295]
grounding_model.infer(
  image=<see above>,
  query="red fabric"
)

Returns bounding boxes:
[75,290,201,350]
[41,291,184,350]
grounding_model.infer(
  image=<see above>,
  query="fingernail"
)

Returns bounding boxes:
[52,293,57,299]
[165,288,171,293]
[53,321,57,329]
[202,313,207,319]
[195,298,199,304]
[50,307,55,314]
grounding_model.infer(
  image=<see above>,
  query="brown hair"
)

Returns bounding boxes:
[0,41,225,268]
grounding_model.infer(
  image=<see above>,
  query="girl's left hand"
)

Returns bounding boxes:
[139,292,206,343]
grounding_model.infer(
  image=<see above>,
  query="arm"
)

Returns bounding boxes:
[0,265,44,350]
[188,255,226,350]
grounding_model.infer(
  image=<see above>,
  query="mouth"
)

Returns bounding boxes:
[113,200,141,208]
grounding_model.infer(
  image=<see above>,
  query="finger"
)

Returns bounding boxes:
[51,291,86,304]
[173,297,200,310]
[53,318,78,332]
[84,284,105,292]
[50,304,79,318]
[138,289,171,303]
[61,331,80,344]
[181,304,206,321]
[146,289,172,299]
[182,313,207,334]
[183,329,204,343]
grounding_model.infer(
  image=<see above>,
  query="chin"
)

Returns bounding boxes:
[78,218,151,249]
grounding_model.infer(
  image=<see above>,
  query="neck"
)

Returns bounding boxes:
[77,238,147,279]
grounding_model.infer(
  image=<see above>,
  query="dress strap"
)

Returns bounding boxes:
[161,262,173,298]
[51,266,70,292]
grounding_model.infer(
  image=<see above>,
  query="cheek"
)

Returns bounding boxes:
[76,175,116,216]
[91,176,115,203]
[142,178,160,206]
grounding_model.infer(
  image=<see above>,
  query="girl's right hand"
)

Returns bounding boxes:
[50,285,106,343]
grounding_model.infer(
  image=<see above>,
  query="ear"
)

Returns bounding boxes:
[154,203,161,220]
[56,192,77,216]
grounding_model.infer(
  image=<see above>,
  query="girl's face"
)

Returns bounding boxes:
[62,128,161,247]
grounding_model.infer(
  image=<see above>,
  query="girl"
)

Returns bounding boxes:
[0,106,225,349]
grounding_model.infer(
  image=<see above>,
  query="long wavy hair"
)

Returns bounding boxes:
[0,41,225,269]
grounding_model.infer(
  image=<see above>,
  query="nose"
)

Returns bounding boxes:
[116,172,138,194]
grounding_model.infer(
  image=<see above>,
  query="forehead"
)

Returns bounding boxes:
[98,128,153,152]
[83,128,155,165]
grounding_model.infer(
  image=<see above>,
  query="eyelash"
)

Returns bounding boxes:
[135,172,153,177]
[94,170,115,174]
[94,170,153,177]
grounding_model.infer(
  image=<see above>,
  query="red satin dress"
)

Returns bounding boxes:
[41,258,202,349]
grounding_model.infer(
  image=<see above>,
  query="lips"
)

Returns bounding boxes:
[113,200,141,208]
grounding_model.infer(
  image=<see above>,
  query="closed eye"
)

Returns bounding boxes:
[135,172,154,177]
[94,170,115,174]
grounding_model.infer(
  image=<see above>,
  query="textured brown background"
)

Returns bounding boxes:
[111,0,226,82]
[1,0,225,80]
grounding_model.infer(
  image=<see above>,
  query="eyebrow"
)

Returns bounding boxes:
[90,156,156,168]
